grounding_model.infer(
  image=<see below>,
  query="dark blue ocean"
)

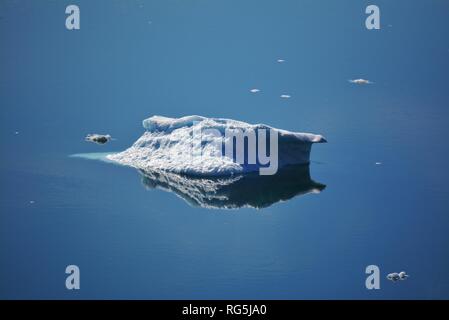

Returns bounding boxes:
[1,0,449,299]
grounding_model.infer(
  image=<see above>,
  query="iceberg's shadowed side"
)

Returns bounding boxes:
[139,164,325,209]
[107,115,326,176]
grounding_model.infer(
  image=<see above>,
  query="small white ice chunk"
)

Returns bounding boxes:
[250,88,260,93]
[387,271,409,282]
[349,79,373,85]
[85,134,113,145]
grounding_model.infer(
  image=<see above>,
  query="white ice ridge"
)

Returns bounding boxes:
[107,115,326,176]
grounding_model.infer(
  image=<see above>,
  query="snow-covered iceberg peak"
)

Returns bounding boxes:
[107,115,326,176]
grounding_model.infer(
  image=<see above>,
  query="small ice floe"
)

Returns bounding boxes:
[250,88,260,93]
[375,162,382,165]
[280,94,291,99]
[277,59,285,63]
[387,271,409,282]
[349,79,373,85]
[85,134,113,145]
[14,131,19,135]
[29,200,35,204]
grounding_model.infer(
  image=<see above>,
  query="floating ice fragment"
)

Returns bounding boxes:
[387,273,400,281]
[280,94,291,99]
[85,134,113,145]
[250,89,260,93]
[349,79,373,85]
[387,271,409,282]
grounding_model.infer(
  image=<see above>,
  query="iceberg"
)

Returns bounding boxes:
[107,115,326,176]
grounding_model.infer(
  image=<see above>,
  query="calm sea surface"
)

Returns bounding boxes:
[1,0,449,299]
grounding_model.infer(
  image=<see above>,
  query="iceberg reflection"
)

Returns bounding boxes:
[138,165,325,209]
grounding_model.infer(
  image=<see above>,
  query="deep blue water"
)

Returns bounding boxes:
[1,0,449,299]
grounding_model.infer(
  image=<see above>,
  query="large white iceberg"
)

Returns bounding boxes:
[107,115,326,176]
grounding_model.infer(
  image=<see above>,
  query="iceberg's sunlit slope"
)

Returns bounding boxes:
[107,115,326,176]
[139,165,325,209]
